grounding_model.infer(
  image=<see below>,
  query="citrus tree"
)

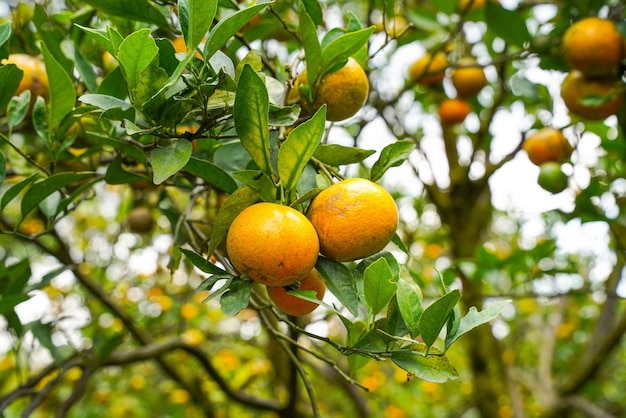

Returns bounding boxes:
[0,0,625,417]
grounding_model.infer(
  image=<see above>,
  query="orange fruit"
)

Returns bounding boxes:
[307,178,398,262]
[561,17,624,77]
[537,162,568,194]
[450,58,487,98]
[438,98,471,125]
[458,0,485,12]
[226,202,319,287]
[2,53,49,108]
[409,51,448,86]
[127,206,155,234]
[374,16,410,38]
[560,70,624,121]
[297,57,369,122]
[267,269,326,316]
[101,50,118,73]
[523,127,572,166]
[171,36,203,58]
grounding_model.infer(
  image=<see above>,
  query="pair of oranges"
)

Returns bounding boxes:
[560,17,625,121]
[225,178,398,316]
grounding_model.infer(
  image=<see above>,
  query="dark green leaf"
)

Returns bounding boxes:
[313,144,375,166]
[6,90,31,129]
[1,174,38,211]
[178,0,216,53]
[41,42,76,128]
[105,155,146,185]
[73,47,97,93]
[21,172,94,218]
[184,157,238,194]
[385,296,410,337]
[231,170,277,203]
[234,65,272,176]
[301,0,323,25]
[278,106,325,191]
[363,257,397,316]
[0,64,22,115]
[118,29,159,90]
[299,4,322,89]
[0,22,10,47]
[220,278,252,316]
[81,0,169,27]
[197,275,233,294]
[180,248,227,275]
[396,280,423,338]
[0,294,29,316]
[321,26,375,71]
[204,3,270,59]
[371,140,414,182]
[0,151,5,185]
[316,257,359,316]
[208,185,260,257]
[485,1,531,47]
[391,346,458,383]
[93,332,126,361]
[419,290,461,351]
[444,299,511,351]
[150,140,193,185]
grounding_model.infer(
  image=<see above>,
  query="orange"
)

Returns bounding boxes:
[560,70,624,121]
[458,0,485,12]
[171,36,203,58]
[374,16,410,38]
[307,178,398,262]
[101,50,118,73]
[267,269,326,316]
[537,162,568,194]
[2,53,49,108]
[523,127,572,166]
[297,57,369,122]
[438,98,471,125]
[226,202,319,287]
[450,58,487,98]
[561,17,624,77]
[409,51,448,86]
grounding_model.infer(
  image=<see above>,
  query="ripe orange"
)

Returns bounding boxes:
[226,202,319,287]
[438,98,471,125]
[537,162,568,194]
[2,53,49,108]
[297,57,369,122]
[307,178,398,262]
[101,50,118,73]
[523,127,572,166]
[561,17,624,77]
[267,269,326,316]
[374,16,410,38]
[560,70,624,121]
[450,58,487,98]
[458,0,485,12]
[409,51,448,86]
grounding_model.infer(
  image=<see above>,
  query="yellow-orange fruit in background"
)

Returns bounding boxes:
[307,178,398,262]
[226,202,319,287]
[2,54,49,105]
[297,57,369,122]
[438,98,471,125]
[561,17,624,77]
[409,51,448,86]
[523,127,572,166]
[560,70,624,121]
[450,58,487,98]
[267,269,326,316]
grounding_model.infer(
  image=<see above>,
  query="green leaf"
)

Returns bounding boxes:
[384,296,410,338]
[301,0,323,25]
[104,155,146,185]
[81,0,169,27]
[0,151,5,185]
[180,248,227,275]
[444,299,511,351]
[79,93,132,112]
[208,185,260,257]
[21,172,94,218]
[0,22,10,48]
[204,3,270,60]
[6,90,31,129]
[278,106,325,191]
[396,280,423,338]
[419,290,461,351]
[315,257,359,317]
[231,171,277,203]
[118,29,159,91]
[299,4,322,89]
[391,346,458,383]
[220,278,252,316]
[41,43,76,128]
[150,140,193,185]
[313,144,375,166]
[0,259,30,295]
[485,1,531,47]
[321,26,375,71]
[363,258,397,316]
[74,47,98,94]
[184,157,238,194]
[0,64,22,115]
[0,294,29,316]
[1,174,38,211]
[234,65,272,176]
[178,0,217,53]
[370,140,414,182]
